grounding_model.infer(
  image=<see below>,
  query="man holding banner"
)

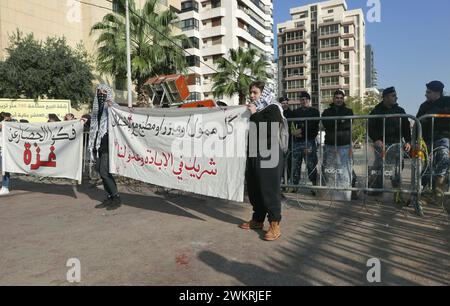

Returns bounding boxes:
[88,84,121,210]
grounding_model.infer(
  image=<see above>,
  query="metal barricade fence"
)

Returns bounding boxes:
[418,114,450,199]
[283,114,424,216]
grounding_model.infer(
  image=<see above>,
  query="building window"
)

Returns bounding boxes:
[320,24,339,36]
[186,55,200,67]
[181,18,199,31]
[183,37,199,49]
[320,63,340,73]
[344,25,350,34]
[320,37,339,48]
[344,52,350,59]
[113,0,125,14]
[320,50,339,61]
[344,39,349,47]
[212,17,222,27]
[321,76,340,86]
[115,75,126,91]
[181,1,199,13]
[212,0,221,8]
[328,9,334,13]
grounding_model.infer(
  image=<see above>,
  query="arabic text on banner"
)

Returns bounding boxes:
[110,106,249,202]
[2,121,84,183]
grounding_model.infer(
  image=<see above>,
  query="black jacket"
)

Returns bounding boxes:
[368,102,412,144]
[249,104,283,154]
[416,96,450,142]
[285,107,320,142]
[322,104,354,146]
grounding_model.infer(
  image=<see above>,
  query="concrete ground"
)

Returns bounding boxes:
[0,176,448,286]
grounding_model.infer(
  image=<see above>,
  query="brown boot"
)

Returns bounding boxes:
[239,220,264,230]
[264,222,281,241]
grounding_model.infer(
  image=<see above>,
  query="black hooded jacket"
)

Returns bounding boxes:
[416,96,450,143]
[368,102,412,144]
[322,103,354,146]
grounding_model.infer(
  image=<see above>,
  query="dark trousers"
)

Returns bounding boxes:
[95,151,118,198]
[246,150,283,223]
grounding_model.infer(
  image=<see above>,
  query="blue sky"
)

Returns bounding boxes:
[273,0,450,115]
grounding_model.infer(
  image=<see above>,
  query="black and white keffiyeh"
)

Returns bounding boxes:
[253,84,285,118]
[88,84,117,158]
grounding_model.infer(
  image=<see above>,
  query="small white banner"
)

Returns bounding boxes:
[2,121,84,183]
[109,106,249,202]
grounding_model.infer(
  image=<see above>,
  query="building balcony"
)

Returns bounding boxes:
[279,50,307,57]
[320,84,343,90]
[318,58,342,65]
[318,32,341,39]
[318,45,342,52]
[278,38,307,46]
[319,71,343,78]
[342,33,356,39]
[283,63,308,69]
[200,7,226,20]
[202,44,227,57]
[284,75,308,81]
[285,88,308,93]
[201,26,226,38]
[342,46,356,52]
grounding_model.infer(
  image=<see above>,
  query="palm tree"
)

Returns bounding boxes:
[212,48,272,105]
[90,0,188,99]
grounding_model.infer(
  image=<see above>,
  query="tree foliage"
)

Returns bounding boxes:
[212,47,272,105]
[0,30,94,108]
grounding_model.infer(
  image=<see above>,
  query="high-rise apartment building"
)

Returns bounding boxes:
[178,0,275,105]
[277,0,365,111]
[365,44,377,89]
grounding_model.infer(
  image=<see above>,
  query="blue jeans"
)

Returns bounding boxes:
[323,145,352,189]
[422,138,450,188]
[292,141,318,185]
[2,172,10,188]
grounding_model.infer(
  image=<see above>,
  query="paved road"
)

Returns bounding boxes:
[0,176,448,286]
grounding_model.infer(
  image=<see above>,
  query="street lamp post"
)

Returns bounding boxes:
[125,0,132,108]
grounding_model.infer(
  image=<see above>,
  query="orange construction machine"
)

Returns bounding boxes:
[142,74,219,108]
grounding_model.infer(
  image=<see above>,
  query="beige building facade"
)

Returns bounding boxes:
[277,0,365,111]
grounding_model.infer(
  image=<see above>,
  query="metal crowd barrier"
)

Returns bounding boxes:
[418,114,450,198]
[282,114,425,216]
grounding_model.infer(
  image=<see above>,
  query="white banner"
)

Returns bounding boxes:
[2,121,84,183]
[110,106,249,202]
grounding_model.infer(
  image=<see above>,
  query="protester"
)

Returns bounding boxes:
[64,113,76,121]
[321,90,354,200]
[88,84,121,210]
[285,92,320,190]
[416,81,450,194]
[368,87,411,194]
[48,114,61,122]
[240,81,284,241]
[0,113,12,196]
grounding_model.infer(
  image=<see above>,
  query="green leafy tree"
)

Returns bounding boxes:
[90,0,188,98]
[212,47,272,105]
[0,31,94,108]
[345,92,380,144]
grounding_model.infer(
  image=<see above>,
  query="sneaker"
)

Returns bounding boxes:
[95,197,112,209]
[106,195,122,211]
[0,187,10,196]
